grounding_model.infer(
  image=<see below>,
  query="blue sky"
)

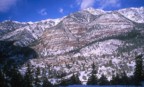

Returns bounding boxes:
[0,0,144,22]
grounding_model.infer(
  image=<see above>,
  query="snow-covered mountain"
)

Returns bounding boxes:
[0,7,144,84]
[0,17,64,46]
[118,7,144,23]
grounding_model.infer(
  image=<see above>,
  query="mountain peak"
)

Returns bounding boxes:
[83,7,106,15]
[118,7,144,23]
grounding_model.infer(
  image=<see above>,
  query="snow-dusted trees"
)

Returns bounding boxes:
[42,77,53,87]
[98,74,109,85]
[69,74,81,85]
[0,69,5,87]
[0,54,143,87]
[24,63,34,87]
[142,69,144,81]
[10,66,24,87]
[60,73,81,86]
[87,74,98,85]
[87,63,98,85]
[110,73,121,85]
[110,72,130,85]
[120,71,130,85]
[35,67,41,87]
[87,63,110,85]
[42,67,53,87]
[134,55,143,85]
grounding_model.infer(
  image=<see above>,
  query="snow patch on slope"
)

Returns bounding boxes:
[80,39,123,57]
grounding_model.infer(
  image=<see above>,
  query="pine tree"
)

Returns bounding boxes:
[24,63,34,87]
[110,75,116,85]
[142,69,144,81]
[87,74,98,85]
[69,74,81,85]
[42,77,53,87]
[59,74,81,86]
[42,68,53,87]
[110,73,121,85]
[134,55,143,85]
[87,63,98,85]
[141,61,144,82]
[91,63,97,74]
[59,78,69,86]
[98,74,109,85]
[121,71,129,85]
[2,64,11,87]
[128,76,135,85]
[10,66,24,87]
[0,69,5,87]
[35,67,41,87]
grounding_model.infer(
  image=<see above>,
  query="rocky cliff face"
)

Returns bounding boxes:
[0,7,144,84]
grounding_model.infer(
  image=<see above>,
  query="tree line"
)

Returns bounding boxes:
[87,55,144,86]
[0,55,144,87]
